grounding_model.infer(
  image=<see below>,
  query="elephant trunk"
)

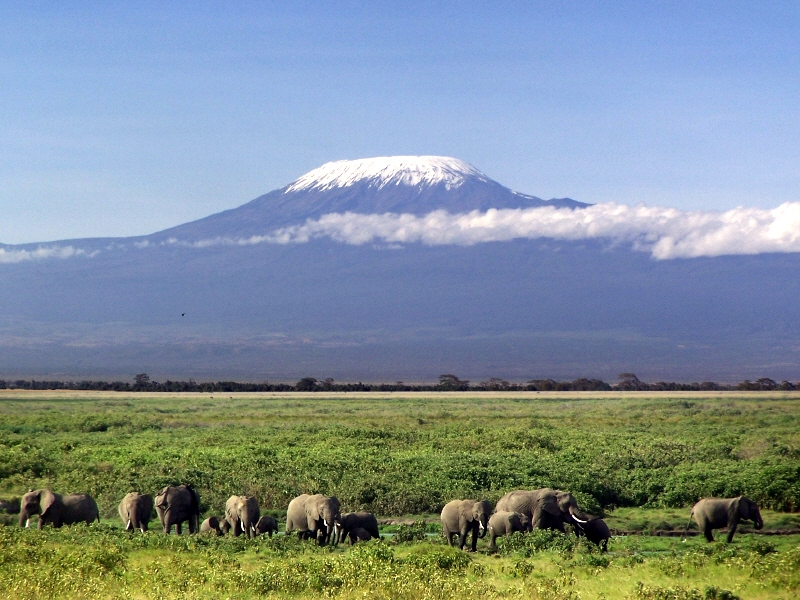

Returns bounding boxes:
[19,511,29,529]
[754,512,764,530]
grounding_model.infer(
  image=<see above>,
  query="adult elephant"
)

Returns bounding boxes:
[487,510,532,550]
[687,496,763,543]
[155,484,200,534]
[118,492,154,532]
[495,488,592,532]
[225,495,260,538]
[440,499,493,551]
[19,489,99,529]
[334,511,380,546]
[575,517,611,551]
[285,493,340,546]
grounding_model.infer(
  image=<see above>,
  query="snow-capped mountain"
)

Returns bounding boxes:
[152,156,585,240]
[1,156,798,382]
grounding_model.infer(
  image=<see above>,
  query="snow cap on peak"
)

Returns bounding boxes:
[285,156,489,193]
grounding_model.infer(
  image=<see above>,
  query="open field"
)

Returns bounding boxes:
[1,391,798,598]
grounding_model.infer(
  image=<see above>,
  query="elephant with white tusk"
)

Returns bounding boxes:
[573,516,611,551]
[487,510,532,550]
[440,499,493,551]
[495,488,592,533]
[118,492,154,533]
[686,496,763,543]
[285,493,340,546]
[19,489,99,529]
[225,495,260,539]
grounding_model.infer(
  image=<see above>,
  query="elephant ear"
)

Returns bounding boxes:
[729,497,744,520]
[542,497,561,517]
[39,490,58,517]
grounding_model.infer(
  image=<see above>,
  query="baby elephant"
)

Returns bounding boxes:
[487,511,532,550]
[575,517,611,551]
[348,527,373,545]
[688,496,763,543]
[255,515,278,537]
[200,516,226,536]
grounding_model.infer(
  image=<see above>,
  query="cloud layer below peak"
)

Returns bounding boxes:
[4,202,800,263]
[265,202,800,259]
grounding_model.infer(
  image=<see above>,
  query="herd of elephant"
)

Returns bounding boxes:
[17,485,765,551]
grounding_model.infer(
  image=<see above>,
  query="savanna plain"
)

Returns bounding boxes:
[0,390,799,599]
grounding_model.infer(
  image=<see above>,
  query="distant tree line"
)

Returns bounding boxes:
[0,372,797,392]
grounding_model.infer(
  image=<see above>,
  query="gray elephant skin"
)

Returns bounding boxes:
[155,484,200,534]
[285,493,341,545]
[200,516,225,536]
[575,517,611,551]
[348,527,374,545]
[225,495,260,538]
[687,496,763,542]
[255,515,278,537]
[440,499,493,551]
[487,510,532,550]
[19,489,99,529]
[118,492,154,532]
[335,511,379,545]
[495,488,591,532]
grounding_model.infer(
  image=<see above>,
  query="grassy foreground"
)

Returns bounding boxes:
[0,390,799,598]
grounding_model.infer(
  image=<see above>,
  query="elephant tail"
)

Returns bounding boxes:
[682,509,694,540]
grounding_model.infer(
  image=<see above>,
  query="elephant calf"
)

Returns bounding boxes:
[335,511,380,545]
[348,527,373,545]
[487,511,531,550]
[20,489,99,529]
[119,492,154,533]
[200,516,225,536]
[688,496,763,543]
[255,515,278,537]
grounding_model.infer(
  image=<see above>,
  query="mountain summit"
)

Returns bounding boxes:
[285,156,489,192]
[154,156,586,240]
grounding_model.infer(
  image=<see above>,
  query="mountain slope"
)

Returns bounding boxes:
[151,156,586,241]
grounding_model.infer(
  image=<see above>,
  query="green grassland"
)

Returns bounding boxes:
[0,390,799,599]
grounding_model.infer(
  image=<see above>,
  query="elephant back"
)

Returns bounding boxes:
[495,490,547,518]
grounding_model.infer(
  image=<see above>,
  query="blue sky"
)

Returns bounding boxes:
[1,2,798,244]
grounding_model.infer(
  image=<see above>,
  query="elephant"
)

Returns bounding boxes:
[348,526,374,545]
[220,518,231,535]
[495,488,591,532]
[200,516,225,536]
[118,492,154,532]
[19,489,99,529]
[225,495,260,538]
[155,484,200,534]
[686,496,763,543]
[285,493,341,546]
[255,515,279,537]
[487,510,532,550]
[574,517,611,551]
[440,499,493,551]
[334,511,380,545]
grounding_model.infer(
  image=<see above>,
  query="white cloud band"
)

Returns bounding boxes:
[0,245,97,264]
[264,202,800,259]
[4,202,800,262]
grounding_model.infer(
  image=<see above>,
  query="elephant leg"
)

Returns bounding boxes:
[488,532,497,551]
[443,529,454,546]
[531,507,546,530]
[176,522,182,535]
[470,524,479,552]
[703,525,714,542]
[458,530,468,550]
[726,521,739,543]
